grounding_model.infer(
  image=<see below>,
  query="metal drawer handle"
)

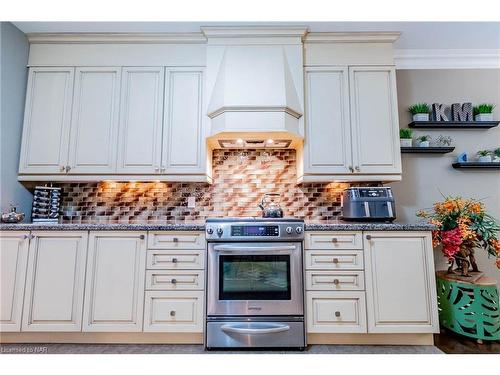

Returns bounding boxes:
[331,238,338,243]
[335,311,341,317]
[366,235,372,240]
[213,245,297,252]
[172,258,178,263]
[332,258,339,264]
[171,279,177,284]
[333,279,340,285]
[221,324,290,335]
[172,237,179,243]
[170,310,176,317]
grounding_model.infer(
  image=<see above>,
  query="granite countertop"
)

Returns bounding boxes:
[0,220,436,232]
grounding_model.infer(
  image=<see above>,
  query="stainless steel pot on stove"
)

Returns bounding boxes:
[258,193,283,218]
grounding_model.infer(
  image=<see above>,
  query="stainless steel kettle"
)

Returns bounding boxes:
[258,193,283,218]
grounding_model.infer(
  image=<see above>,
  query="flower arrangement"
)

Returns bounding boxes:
[417,196,500,276]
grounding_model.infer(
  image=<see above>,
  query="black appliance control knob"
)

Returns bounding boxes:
[216,227,223,236]
[206,228,214,235]
[295,226,303,234]
[285,226,293,234]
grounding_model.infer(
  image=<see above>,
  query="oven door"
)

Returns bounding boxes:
[207,242,303,316]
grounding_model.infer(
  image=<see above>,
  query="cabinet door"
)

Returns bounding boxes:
[0,232,29,332]
[162,68,205,174]
[349,66,401,175]
[83,232,146,332]
[116,67,164,174]
[18,67,74,174]
[363,232,439,333]
[68,67,121,174]
[303,67,352,174]
[22,231,88,331]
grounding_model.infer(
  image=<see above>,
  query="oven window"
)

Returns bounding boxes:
[219,255,291,300]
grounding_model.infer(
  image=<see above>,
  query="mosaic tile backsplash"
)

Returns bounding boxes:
[55,149,379,223]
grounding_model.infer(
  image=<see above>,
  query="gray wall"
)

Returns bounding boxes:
[0,22,31,221]
[392,69,500,282]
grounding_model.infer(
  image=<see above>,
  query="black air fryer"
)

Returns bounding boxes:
[341,187,396,222]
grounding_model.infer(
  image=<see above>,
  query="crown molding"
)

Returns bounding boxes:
[27,32,207,44]
[201,26,309,38]
[394,49,500,69]
[305,32,400,43]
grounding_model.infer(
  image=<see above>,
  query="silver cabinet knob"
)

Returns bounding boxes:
[139,234,145,240]
[172,258,178,263]
[335,311,341,317]
[333,279,340,285]
[59,165,66,172]
[331,238,338,243]
[355,166,360,172]
[154,166,160,172]
[161,165,166,172]
[332,258,339,264]
[172,237,179,243]
[171,279,177,284]
[366,235,372,240]
[170,310,176,317]
[65,165,71,173]
[348,166,354,172]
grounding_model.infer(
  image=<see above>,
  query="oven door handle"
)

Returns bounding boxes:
[221,323,290,335]
[212,245,297,252]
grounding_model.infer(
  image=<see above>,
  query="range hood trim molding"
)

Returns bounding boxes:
[201,26,309,39]
[207,106,302,120]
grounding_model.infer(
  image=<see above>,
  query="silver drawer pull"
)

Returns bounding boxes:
[335,311,341,317]
[332,258,339,264]
[172,258,178,263]
[331,238,338,243]
[171,279,177,284]
[172,237,179,243]
[221,323,290,335]
[333,279,340,285]
[170,310,176,317]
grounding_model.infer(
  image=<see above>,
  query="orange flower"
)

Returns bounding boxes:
[469,202,483,214]
[457,217,476,241]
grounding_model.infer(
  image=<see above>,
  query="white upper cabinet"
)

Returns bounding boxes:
[117,67,164,174]
[18,67,74,174]
[349,66,401,175]
[162,67,205,174]
[68,67,121,174]
[0,232,29,332]
[304,67,351,174]
[22,231,88,332]
[83,232,146,332]
[363,232,439,333]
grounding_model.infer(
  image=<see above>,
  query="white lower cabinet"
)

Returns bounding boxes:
[363,232,439,333]
[83,232,147,332]
[307,291,367,333]
[0,232,30,332]
[22,231,88,331]
[143,291,204,332]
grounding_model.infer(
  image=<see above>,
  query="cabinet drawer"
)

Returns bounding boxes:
[143,291,204,332]
[148,231,205,250]
[146,250,205,270]
[305,232,363,250]
[146,270,204,290]
[305,250,364,270]
[306,291,367,333]
[306,270,365,291]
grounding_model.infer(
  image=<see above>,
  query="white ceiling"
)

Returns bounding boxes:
[12,22,500,49]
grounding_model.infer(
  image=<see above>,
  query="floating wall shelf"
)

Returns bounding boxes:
[408,121,499,129]
[401,147,455,154]
[452,162,500,169]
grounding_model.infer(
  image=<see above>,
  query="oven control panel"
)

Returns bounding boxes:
[205,220,305,241]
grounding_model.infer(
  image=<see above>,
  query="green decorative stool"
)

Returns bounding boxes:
[436,271,500,342]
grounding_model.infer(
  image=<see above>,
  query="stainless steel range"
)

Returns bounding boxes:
[205,218,306,350]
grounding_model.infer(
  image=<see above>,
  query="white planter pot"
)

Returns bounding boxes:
[400,139,412,147]
[493,156,500,163]
[477,155,492,163]
[418,141,430,147]
[413,113,430,122]
[475,113,493,121]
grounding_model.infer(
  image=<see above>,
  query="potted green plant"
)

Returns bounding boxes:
[473,104,495,121]
[417,135,431,147]
[409,103,430,121]
[399,128,413,147]
[477,150,492,163]
[493,148,500,163]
